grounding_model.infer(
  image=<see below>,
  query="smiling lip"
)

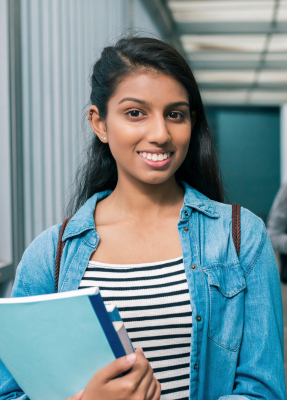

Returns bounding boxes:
[137,151,173,168]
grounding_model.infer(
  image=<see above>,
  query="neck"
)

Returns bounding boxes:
[107,175,184,221]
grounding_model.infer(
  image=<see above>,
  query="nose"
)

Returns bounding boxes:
[146,115,171,145]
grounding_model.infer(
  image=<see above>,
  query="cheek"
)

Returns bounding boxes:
[174,129,191,152]
[106,122,142,160]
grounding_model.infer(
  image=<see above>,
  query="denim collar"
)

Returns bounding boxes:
[63,182,219,240]
[180,181,220,219]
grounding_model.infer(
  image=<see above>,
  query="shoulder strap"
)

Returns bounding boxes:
[232,203,241,257]
[55,217,72,293]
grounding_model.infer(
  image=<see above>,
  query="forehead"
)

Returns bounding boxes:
[109,70,189,105]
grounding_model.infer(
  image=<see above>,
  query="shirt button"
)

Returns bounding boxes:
[196,316,201,322]
[190,265,196,270]
[183,227,189,232]
[184,211,188,217]
[194,364,197,370]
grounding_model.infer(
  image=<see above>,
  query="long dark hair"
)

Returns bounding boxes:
[67,36,224,215]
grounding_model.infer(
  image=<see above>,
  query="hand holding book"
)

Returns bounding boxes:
[68,348,161,400]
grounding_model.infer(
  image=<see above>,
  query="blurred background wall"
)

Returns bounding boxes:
[206,106,280,221]
[1,0,287,296]
[20,0,160,248]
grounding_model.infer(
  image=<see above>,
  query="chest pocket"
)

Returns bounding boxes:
[203,264,246,351]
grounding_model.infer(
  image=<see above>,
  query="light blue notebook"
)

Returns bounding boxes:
[0,287,132,400]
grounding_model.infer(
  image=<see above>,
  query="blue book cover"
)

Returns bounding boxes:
[106,303,122,322]
[0,288,130,400]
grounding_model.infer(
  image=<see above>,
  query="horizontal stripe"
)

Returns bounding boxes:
[115,297,190,313]
[87,258,183,273]
[81,269,184,282]
[129,327,191,339]
[123,311,192,322]
[143,343,191,352]
[79,273,188,288]
[125,317,192,330]
[83,279,188,291]
[161,385,189,395]
[161,378,190,393]
[118,299,190,312]
[155,367,190,381]
[149,354,191,368]
[103,289,189,302]
[153,362,190,373]
[144,346,190,359]
[98,282,189,296]
[131,334,191,343]
[84,264,184,279]
[148,352,190,363]
[127,323,192,332]
[120,304,192,320]
[134,337,191,349]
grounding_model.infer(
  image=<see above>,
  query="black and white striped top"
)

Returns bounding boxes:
[79,256,192,400]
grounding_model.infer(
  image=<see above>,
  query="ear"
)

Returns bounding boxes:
[191,111,196,129]
[87,105,107,143]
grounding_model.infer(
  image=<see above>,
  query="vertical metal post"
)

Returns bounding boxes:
[8,0,25,272]
[128,0,134,32]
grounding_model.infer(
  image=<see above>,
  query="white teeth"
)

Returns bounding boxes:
[139,152,172,161]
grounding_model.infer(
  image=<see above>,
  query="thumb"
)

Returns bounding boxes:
[99,352,137,381]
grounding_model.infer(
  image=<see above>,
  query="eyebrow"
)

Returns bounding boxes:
[118,97,189,108]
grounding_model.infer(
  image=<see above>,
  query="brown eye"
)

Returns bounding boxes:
[128,110,143,117]
[169,112,183,119]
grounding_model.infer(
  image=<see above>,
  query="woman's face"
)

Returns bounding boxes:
[91,70,194,186]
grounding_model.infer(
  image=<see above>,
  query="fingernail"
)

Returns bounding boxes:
[137,347,144,353]
[126,353,136,364]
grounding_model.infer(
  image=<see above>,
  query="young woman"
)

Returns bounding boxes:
[0,37,285,400]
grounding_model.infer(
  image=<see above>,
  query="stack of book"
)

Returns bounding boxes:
[0,287,133,400]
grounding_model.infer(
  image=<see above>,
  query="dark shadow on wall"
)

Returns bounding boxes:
[205,106,280,223]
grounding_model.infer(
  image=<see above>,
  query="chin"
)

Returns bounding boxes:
[136,174,174,185]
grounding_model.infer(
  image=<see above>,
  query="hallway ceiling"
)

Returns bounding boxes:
[166,0,287,105]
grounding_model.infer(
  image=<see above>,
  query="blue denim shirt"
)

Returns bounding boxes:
[0,182,286,400]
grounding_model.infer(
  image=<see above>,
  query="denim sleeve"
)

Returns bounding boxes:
[231,230,286,399]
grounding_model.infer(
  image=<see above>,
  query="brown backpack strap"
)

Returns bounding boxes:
[232,203,241,257]
[55,217,72,293]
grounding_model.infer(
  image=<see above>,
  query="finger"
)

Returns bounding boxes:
[145,376,158,400]
[122,349,150,387]
[97,352,137,382]
[107,350,150,395]
[136,347,144,354]
[151,380,161,400]
[135,364,155,399]
[66,389,84,400]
